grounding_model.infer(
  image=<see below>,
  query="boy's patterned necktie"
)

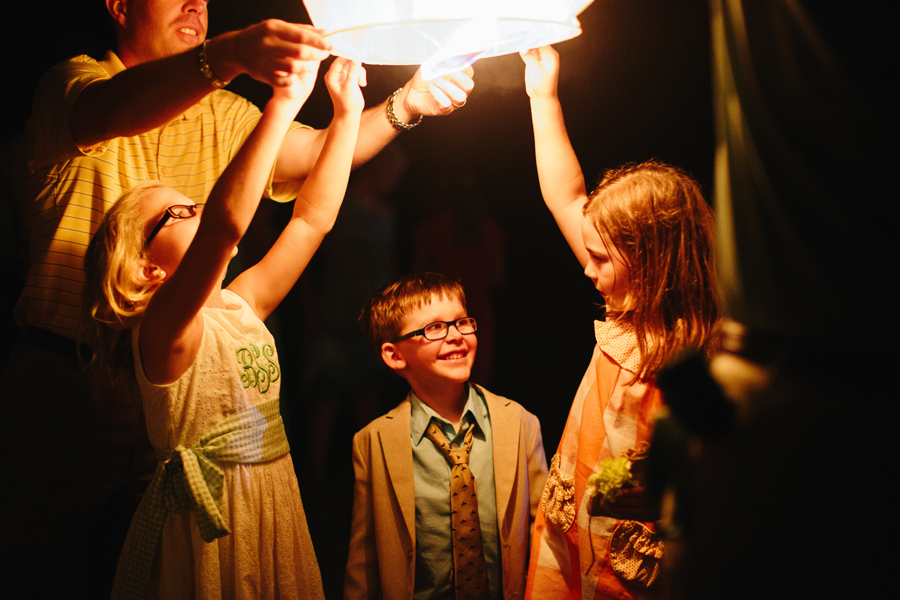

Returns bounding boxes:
[425,421,490,600]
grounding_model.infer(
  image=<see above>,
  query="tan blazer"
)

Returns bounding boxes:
[343,385,548,600]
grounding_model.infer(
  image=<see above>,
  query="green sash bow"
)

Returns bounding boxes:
[115,398,290,600]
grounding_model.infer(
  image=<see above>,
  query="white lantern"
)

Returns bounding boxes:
[304,0,593,79]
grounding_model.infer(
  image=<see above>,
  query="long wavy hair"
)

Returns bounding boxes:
[81,181,166,394]
[584,160,720,382]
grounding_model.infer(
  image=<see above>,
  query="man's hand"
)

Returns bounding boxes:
[208,20,333,88]
[392,67,475,122]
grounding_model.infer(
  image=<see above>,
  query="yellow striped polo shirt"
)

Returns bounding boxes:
[17,51,304,339]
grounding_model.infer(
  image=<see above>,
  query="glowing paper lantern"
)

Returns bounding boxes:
[304,0,593,79]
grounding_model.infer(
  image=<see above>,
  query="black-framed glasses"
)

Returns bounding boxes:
[391,317,477,343]
[143,203,204,250]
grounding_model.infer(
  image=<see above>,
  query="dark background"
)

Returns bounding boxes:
[3,1,713,595]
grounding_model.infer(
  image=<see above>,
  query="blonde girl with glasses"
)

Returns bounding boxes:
[520,46,720,600]
[83,57,365,600]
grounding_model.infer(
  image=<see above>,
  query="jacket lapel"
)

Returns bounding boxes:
[481,386,519,534]
[379,398,416,546]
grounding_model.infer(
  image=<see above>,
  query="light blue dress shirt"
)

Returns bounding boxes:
[410,384,501,599]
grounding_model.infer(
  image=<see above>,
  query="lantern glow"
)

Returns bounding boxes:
[304,1,593,79]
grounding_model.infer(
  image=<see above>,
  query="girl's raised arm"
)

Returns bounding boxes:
[228,58,365,320]
[522,46,590,268]
[139,63,320,384]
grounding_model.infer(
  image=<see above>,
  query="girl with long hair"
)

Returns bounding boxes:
[521,46,719,599]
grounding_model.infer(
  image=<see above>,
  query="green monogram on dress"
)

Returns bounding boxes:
[235,342,280,393]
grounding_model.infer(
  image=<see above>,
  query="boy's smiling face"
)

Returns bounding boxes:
[381,294,477,393]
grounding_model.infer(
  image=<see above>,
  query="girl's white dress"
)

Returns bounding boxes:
[112,289,324,600]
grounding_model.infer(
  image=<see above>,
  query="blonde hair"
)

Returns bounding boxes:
[584,160,719,381]
[359,272,467,354]
[81,181,166,392]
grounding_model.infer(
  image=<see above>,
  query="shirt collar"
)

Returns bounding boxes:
[594,318,643,372]
[410,384,488,447]
[99,50,126,76]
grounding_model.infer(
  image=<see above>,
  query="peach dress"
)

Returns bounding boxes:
[525,319,663,600]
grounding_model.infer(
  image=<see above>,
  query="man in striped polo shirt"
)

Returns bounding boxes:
[0,1,474,596]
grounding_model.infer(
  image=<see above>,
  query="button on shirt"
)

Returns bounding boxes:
[410,385,500,600]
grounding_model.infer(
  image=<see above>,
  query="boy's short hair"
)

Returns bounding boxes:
[359,272,467,353]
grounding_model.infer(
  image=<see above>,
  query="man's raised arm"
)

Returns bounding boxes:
[273,65,475,181]
[71,18,332,147]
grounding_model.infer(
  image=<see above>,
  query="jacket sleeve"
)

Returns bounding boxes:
[524,411,549,532]
[343,430,381,600]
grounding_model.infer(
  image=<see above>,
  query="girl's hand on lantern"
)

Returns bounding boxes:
[270,60,320,113]
[325,58,366,118]
[521,46,559,100]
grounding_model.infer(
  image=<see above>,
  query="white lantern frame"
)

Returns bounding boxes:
[304,1,593,78]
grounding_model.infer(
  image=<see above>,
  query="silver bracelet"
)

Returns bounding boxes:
[386,88,422,131]
[198,40,228,89]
